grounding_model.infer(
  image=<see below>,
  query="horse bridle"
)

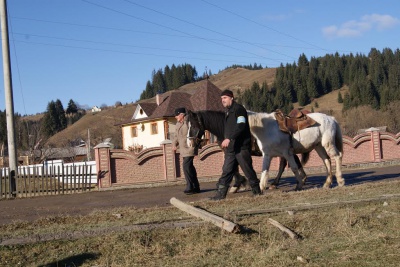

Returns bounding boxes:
[189,113,206,148]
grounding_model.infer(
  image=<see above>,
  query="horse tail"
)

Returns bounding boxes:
[334,121,344,155]
[301,152,310,165]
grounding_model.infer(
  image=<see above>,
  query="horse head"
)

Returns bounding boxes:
[187,110,206,149]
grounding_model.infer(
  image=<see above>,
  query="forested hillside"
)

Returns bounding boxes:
[237,48,400,115]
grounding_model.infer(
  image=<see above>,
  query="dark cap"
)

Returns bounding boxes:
[220,89,234,98]
[174,107,186,116]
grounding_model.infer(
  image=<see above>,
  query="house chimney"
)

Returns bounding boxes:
[156,93,161,106]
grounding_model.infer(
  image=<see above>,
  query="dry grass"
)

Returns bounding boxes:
[1,179,399,266]
[294,86,348,125]
[180,68,276,95]
[46,104,136,147]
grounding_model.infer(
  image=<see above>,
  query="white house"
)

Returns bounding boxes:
[120,80,225,152]
[91,106,102,113]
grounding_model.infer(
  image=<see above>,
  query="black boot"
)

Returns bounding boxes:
[251,185,262,196]
[210,185,229,201]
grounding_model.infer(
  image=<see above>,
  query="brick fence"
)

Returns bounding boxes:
[95,129,400,189]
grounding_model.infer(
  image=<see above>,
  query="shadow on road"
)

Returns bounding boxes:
[268,168,400,190]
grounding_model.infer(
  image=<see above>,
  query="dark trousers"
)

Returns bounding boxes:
[218,149,259,188]
[183,156,199,190]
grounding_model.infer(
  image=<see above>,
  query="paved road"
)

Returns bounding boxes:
[0,164,399,225]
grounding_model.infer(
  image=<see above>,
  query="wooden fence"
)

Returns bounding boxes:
[0,164,95,199]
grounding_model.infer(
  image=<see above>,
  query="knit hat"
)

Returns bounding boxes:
[174,107,186,116]
[220,89,234,98]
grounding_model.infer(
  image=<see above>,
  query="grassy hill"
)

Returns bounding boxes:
[46,104,136,148]
[180,67,276,95]
[43,67,349,148]
[294,86,348,124]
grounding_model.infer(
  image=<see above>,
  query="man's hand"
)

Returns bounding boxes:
[221,138,230,148]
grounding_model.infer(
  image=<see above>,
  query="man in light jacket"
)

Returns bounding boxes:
[172,107,200,195]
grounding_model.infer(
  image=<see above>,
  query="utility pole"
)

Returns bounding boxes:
[0,0,18,195]
[87,128,91,160]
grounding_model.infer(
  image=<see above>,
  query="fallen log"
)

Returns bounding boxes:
[268,218,299,239]
[170,197,240,233]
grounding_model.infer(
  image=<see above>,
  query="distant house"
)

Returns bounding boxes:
[91,106,101,113]
[120,80,225,152]
[33,146,89,163]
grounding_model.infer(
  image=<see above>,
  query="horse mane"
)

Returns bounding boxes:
[196,110,225,140]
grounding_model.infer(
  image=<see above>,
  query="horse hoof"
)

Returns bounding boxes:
[323,184,331,189]
[238,186,247,192]
[269,185,277,189]
[229,186,239,193]
[338,181,345,187]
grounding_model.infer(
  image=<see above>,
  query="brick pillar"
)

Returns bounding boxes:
[94,144,111,188]
[161,140,177,182]
[366,127,382,162]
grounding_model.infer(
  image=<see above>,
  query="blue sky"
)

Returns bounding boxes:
[1,0,399,115]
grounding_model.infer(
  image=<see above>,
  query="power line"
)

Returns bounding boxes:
[12,16,337,53]
[14,39,269,65]
[81,0,285,63]
[200,0,328,52]
[10,32,271,60]
[122,0,296,60]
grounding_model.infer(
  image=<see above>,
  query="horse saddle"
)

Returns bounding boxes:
[274,109,316,134]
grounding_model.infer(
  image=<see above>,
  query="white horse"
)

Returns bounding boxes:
[247,111,345,191]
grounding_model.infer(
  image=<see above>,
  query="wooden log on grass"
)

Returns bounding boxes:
[170,197,240,233]
[268,218,299,239]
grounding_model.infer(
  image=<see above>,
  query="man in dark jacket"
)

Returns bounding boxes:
[211,89,262,200]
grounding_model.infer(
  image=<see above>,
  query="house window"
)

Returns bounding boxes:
[151,123,158,135]
[131,126,138,137]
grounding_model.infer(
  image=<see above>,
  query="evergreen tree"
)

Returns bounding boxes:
[368,48,385,88]
[337,91,343,103]
[42,99,67,138]
[55,99,67,130]
[388,64,400,101]
[343,92,351,110]
[164,65,173,91]
[298,53,309,67]
[152,69,166,94]
[379,84,390,110]
[140,81,153,100]
[172,65,185,89]
[42,101,58,137]
[297,88,308,106]
[66,99,78,114]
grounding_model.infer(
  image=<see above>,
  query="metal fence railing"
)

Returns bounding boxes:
[0,162,97,199]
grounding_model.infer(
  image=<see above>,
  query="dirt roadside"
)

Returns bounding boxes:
[0,165,399,225]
